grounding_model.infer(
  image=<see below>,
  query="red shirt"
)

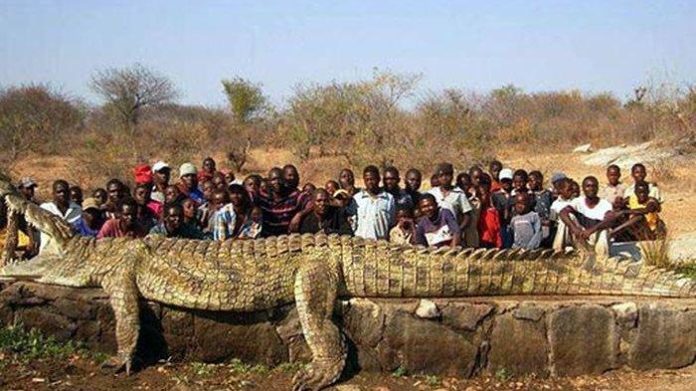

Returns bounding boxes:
[97,219,147,239]
[478,206,502,248]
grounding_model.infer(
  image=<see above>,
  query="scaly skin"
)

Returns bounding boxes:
[1,177,695,390]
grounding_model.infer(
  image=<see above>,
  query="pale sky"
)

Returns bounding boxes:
[1,0,694,106]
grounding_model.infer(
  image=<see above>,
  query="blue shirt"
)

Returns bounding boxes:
[352,190,395,240]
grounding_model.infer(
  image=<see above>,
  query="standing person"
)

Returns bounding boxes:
[509,192,543,250]
[624,163,663,203]
[97,198,147,239]
[198,157,217,185]
[178,162,204,204]
[39,180,83,255]
[17,177,39,203]
[181,198,199,228]
[228,184,252,236]
[428,163,473,243]
[164,185,185,207]
[325,180,340,198]
[243,174,262,200]
[283,164,314,230]
[74,198,106,237]
[149,204,205,239]
[559,176,617,256]
[197,180,216,230]
[476,185,502,248]
[257,167,308,236]
[208,190,237,241]
[550,172,567,200]
[549,178,576,251]
[151,161,171,204]
[511,169,529,196]
[600,164,625,209]
[492,168,514,248]
[16,177,40,256]
[383,166,414,211]
[212,172,228,192]
[69,186,84,206]
[528,170,553,246]
[92,188,107,207]
[456,172,473,197]
[415,193,461,248]
[299,189,352,235]
[338,168,359,196]
[103,179,125,220]
[353,165,395,240]
[404,168,423,205]
[389,207,417,245]
[133,183,159,231]
[489,160,503,192]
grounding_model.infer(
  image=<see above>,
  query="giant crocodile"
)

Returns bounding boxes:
[0,177,694,390]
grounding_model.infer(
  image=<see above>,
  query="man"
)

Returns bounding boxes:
[209,189,237,241]
[404,168,422,204]
[197,180,216,231]
[151,161,171,204]
[415,193,461,248]
[74,197,106,237]
[299,189,353,235]
[133,183,160,230]
[16,177,40,256]
[103,179,126,220]
[338,168,359,196]
[559,176,617,256]
[257,167,308,236]
[198,157,218,185]
[97,198,147,239]
[624,163,663,203]
[383,166,414,211]
[353,165,395,240]
[69,185,84,206]
[39,180,83,254]
[428,163,473,245]
[149,204,205,239]
[282,164,314,230]
[17,177,38,203]
[178,162,204,204]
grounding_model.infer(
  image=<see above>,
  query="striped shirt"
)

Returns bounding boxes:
[210,203,237,241]
[257,188,308,236]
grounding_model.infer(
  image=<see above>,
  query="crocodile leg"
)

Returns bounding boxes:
[292,260,346,391]
[101,269,140,375]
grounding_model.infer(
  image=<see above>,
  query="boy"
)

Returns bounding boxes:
[415,194,461,248]
[549,178,575,251]
[528,170,553,245]
[491,168,514,248]
[612,181,665,240]
[624,163,663,204]
[389,207,417,245]
[600,164,626,208]
[476,184,502,248]
[489,160,503,192]
[510,192,542,249]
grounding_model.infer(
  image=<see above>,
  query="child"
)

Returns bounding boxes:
[528,170,553,246]
[549,178,576,251]
[491,168,514,248]
[489,160,503,192]
[389,207,417,245]
[624,163,663,204]
[511,169,529,196]
[613,181,665,240]
[600,164,626,208]
[510,192,542,249]
[456,172,473,197]
[476,185,502,248]
[238,206,263,239]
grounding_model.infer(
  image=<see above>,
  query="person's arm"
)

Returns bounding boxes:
[446,210,462,247]
[333,209,354,236]
[559,206,584,237]
[527,214,543,249]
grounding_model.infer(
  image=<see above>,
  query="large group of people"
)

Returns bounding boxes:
[0,156,666,259]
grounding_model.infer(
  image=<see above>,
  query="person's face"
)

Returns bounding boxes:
[635,186,649,204]
[165,208,183,231]
[363,172,380,193]
[165,186,179,203]
[107,183,121,203]
[528,175,542,191]
[250,208,263,222]
[203,159,216,174]
[430,175,439,188]
[268,171,283,192]
[20,186,35,200]
[134,187,150,206]
[514,194,529,215]
[53,183,69,205]
[181,174,196,189]
[456,175,471,191]
[303,183,316,193]
[155,169,171,186]
[212,193,226,211]
[70,188,83,204]
[182,200,196,219]
[339,169,354,188]
[607,167,621,186]
[396,209,413,223]
[224,172,235,184]
[419,197,438,219]
[244,178,259,194]
[120,204,136,227]
[500,178,513,192]
[632,166,646,183]
[229,191,244,208]
[202,182,215,201]
[582,178,599,198]
[470,169,482,186]
[477,186,491,204]
[283,167,300,189]
[383,171,400,192]
[213,176,226,191]
[490,163,502,180]
[513,175,527,191]
[571,182,581,198]
[405,171,421,192]
[325,181,339,195]
[314,192,330,216]
[559,183,574,200]
[93,189,107,205]
[437,171,453,187]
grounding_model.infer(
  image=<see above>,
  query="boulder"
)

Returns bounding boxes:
[628,304,696,369]
[488,313,548,376]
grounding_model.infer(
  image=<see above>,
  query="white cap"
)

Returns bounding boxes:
[179,162,197,178]
[152,161,170,172]
[499,168,514,181]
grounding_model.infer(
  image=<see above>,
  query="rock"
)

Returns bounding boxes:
[512,303,545,322]
[275,307,303,342]
[14,307,76,342]
[548,305,618,376]
[628,304,696,369]
[441,303,494,332]
[488,313,548,376]
[573,144,593,153]
[53,297,95,320]
[612,302,638,328]
[378,312,478,376]
[343,298,385,348]
[415,299,440,319]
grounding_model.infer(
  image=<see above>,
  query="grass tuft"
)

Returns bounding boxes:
[0,324,81,361]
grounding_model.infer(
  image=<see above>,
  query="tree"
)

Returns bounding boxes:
[90,63,178,132]
[221,77,268,123]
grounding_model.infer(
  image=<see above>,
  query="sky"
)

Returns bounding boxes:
[1,0,695,107]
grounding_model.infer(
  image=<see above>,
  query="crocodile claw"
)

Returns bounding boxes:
[101,355,132,375]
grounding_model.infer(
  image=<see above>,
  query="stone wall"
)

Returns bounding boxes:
[2,281,696,377]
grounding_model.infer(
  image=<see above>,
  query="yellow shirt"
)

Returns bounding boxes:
[628,195,660,232]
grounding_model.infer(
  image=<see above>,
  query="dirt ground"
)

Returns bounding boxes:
[2,352,696,391]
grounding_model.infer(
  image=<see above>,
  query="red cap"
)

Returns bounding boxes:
[134,164,153,184]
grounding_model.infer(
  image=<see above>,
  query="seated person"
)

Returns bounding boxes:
[298,189,353,235]
[559,176,618,256]
[415,193,461,248]
[611,181,666,241]
[549,178,576,251]
[74,198,106,237]
[510,192,542,250]
[97,198,148,239]
[238,206,264,239]
[389,207,417,245]
[149,204,205,239]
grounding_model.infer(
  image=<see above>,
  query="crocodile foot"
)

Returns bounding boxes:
[292,356,344,391]
[101,354,132,375]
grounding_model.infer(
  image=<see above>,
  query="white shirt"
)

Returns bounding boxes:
[427,187,473,218]
[353,190,395,240]
[550,197,575,221]
[39,201,82,254]
[569,196,612,221]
